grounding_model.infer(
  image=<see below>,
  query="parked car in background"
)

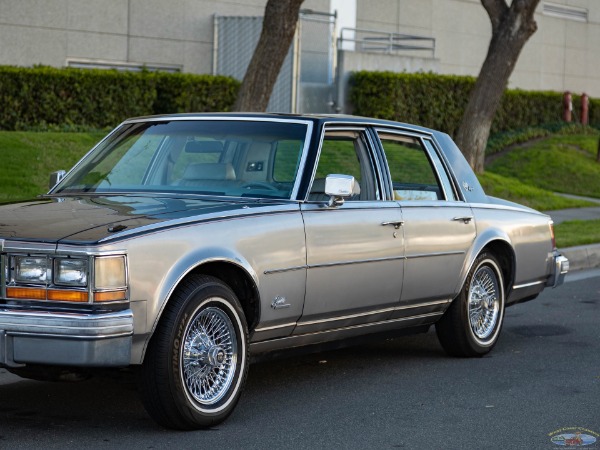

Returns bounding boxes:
[0,114,568,429]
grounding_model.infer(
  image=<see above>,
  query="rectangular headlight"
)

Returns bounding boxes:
[13,256,48,284]
[94,256,126,290]
[54,258,88,287]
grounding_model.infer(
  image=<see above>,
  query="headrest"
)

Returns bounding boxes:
[182,163,236,180]
[184,140,224,153]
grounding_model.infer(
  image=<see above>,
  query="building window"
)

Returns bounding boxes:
[542,2,588,22]
[66,58,181,73]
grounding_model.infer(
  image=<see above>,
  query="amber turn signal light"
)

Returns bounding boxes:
[47,289,89,302]
[94,290,127,302]
[6,287,46,300]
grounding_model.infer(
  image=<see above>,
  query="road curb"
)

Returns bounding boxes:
[559,243,600,271]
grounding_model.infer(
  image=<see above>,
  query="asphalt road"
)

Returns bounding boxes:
[1,271,599,450]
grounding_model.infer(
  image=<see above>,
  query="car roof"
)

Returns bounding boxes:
[122,112,439,136]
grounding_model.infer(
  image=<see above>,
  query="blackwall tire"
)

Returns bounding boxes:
[140,275,249,430]
[435,252,505,357]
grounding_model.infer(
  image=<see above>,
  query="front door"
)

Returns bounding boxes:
[296,129,404,334]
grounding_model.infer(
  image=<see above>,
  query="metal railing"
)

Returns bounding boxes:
[339,27,435,57]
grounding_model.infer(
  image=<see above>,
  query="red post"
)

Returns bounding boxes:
[563,91,572,122]
[581,93,589,125]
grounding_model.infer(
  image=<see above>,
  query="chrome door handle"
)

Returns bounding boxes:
[381,220,404,229]
[452,216,474,224]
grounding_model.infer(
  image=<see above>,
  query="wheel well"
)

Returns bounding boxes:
[188,262,260,330]
[482,241,515,292]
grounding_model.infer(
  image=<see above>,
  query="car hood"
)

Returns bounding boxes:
[0,195,280,245]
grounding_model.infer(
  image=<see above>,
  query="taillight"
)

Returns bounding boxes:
[549,222,556,249]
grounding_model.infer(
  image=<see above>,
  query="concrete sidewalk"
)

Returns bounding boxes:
[561,244,600,271]
[546,206,600,224]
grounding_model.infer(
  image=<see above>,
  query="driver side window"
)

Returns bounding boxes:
[309,130,378,201]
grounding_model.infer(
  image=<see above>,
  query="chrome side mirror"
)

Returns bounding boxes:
[325,174,356,207]
[49,170,66,190]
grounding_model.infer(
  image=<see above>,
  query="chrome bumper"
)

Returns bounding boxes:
[0,308,133,368]
[547,252,569,288]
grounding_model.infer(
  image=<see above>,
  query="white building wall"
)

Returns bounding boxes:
[354,0,600,96]
[0,0,598,96]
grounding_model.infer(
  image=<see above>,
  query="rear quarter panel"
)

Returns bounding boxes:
[470,202,554,300]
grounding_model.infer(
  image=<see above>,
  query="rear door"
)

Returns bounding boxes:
[376,130,476,316]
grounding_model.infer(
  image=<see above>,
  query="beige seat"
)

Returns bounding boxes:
[181,163,236,181]
[177,163,237,190]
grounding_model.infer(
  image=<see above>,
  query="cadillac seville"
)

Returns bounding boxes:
[0,114,568,429]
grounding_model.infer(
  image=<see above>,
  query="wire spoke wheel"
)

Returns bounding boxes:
[140,275,248,430]
[435,252,505,357]
[468,266,500,340]
[182,304,238,405]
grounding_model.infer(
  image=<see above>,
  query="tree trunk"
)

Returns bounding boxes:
[454,0,541,173]
[233,0,304,112]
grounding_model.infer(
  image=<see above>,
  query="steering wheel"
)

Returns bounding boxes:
[240,182,279,191]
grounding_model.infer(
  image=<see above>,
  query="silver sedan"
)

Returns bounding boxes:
[0,114,568,429]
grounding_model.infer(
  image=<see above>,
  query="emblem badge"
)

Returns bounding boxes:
[271,296,291,310]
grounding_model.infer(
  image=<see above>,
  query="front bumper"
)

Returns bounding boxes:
[547,251,569,288]
[0,308,133,368]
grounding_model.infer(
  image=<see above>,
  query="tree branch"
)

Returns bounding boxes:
[456,0,541,173]
[481,0,508,32]
[510,0,541,35]
[233,0,304,111]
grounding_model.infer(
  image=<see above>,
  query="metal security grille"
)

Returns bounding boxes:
[214,11,336,113]
[298,11,336,84]
[214,15,295,113]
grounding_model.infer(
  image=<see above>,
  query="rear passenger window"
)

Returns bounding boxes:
[378,134,445,201]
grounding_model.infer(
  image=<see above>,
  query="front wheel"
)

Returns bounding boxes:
[436,252,505,357]
[140,275,249,429]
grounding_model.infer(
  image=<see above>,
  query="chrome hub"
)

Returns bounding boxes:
[208,346,226,366]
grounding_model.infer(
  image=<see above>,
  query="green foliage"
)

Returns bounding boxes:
[350,71,600,137]
[486,128,552,156]
[0,130,105,203]
[477,171,595,211]
[554,219,600,248]
[487,134,600,199]
[485,123,599,155]
[0,66,240,130]
[316,140,362,180]
[152,72,239,114]
[350,71,471,137]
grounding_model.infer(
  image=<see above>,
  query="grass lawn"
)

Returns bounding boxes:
[0,131,105,203]
[484,133,600,247]
[477,171,595,211]
[486,134,600,199]
[554,219,600,248]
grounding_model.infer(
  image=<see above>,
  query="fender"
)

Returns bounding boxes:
[455,226,514,296]
[138,246,260,362]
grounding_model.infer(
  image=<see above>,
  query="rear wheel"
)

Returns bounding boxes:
[140,275,249,429]
[436,252,505,357]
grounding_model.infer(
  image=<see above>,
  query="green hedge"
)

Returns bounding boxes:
[350,71,600,136]
[0,66,240,130]
[152,72,240,114]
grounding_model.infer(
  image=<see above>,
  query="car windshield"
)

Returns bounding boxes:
[53,119,309,200]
